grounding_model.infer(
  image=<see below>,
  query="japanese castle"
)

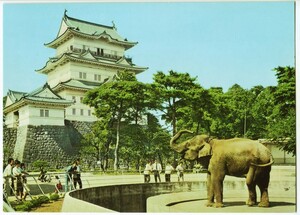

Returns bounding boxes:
[4,11,148,128]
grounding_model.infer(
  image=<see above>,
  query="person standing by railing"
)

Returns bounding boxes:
[176,162,184,182]
[164,162,174,182]
[3,158,14,196]
[65,161,76,192]
[12,160,23,199]
[20,163,30,200]
[143,161,152,183]
[152,160,162,183]
[74,158,82,189]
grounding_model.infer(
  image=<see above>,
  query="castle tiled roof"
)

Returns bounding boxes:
[36,50,148,75]
[45,11,137,50]
[6,90,27,103]
[52,79,102,93]
[4,83,74,114]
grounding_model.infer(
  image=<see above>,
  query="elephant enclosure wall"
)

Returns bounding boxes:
[61,180,253,212]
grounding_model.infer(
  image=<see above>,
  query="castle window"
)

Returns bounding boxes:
[72,108,76,115]
[70,45,73,51]
[97,48,104,56]
[80,109,84,116]
[79,72,87,79]
[40,109,49,117]
[80,97,83,103]
[72,96,76,102]
[94,74,101,81]
[88,110,91,116]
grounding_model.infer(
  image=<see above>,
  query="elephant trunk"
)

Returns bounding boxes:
[170,129,194,153]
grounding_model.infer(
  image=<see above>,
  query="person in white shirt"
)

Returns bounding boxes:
[3,158,14,196]
[143,161,152,183]
[165,162,174,182]
[176,163,184,182]
[12,160,24,199]
[152,160,162,183]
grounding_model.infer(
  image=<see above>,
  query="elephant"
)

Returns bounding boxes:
[170,129,274,208]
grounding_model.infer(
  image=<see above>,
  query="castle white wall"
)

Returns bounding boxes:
[70,62,115,82]
[48,63,71,88]
[5,112,16,128]
[58,89,97,122]
[18,105,65,126]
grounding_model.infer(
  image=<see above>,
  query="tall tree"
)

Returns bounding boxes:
[80,118,111,171]
[208,87,232,138]
[151,70,199,135]
[224,84,255,138]
[119,113,171,170]
[247,86,276,139]
[84,72,149,170]
[267,66,296,155]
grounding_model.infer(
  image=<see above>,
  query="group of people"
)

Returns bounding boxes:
[143,160,184,183]
[65,158,82,192]
[3,158,30,201]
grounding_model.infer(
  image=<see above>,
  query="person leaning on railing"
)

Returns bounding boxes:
[3,158,14,196]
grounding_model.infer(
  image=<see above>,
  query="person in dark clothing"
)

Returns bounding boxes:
[38,167,47,182]
[74,159,82,189]
[65,161,77,191]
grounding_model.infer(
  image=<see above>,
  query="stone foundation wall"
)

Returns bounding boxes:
[3,120,94,168]
[3,127,17,161]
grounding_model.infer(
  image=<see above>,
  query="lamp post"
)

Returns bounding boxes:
[244,107,247,138]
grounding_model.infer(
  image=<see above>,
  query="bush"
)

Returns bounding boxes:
[31,198,42,208]
[32,160,49,171]
[14,195,51,212]
[23,201,34,208]
[38,195,50,204]
[49,193,60,201]
[15,204,29,211]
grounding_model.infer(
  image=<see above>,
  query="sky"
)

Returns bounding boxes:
[2,1,295,95]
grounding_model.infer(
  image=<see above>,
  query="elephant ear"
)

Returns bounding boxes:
[198,142,212,158]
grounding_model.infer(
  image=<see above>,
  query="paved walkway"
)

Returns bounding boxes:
[6,165,296,213]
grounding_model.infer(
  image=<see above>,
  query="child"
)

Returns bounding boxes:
[54,175,63,193]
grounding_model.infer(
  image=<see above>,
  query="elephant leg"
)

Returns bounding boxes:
[212,173,225,208]
[246,166,257,206]
[206,172,214,207]
[257,168,271,207]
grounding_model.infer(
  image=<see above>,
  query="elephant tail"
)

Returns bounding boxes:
[251,156,274,167]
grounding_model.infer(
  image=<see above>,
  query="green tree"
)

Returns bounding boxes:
[80,118,112,171]
[32,160,49,170]
[84,72,149,170]
[224,84,255,138]
[247,86,276,139]
[208,87,232,138]
[151,70,199,135]
[267,66,296,155]
[119,113,172,171]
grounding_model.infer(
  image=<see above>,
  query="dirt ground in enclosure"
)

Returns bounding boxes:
[31,198,64,212]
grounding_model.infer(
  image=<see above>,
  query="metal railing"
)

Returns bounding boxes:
[3,172,87,204]
[3,169,205,204]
